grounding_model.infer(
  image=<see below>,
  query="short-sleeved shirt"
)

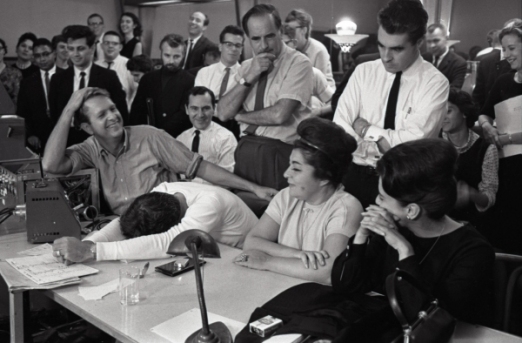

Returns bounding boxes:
[65,125,200,215]
[236,44,313,143]
[177,121,237,184]
[265,186,356,251]
[304,37,335,88]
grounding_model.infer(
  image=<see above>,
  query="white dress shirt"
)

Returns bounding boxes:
[86,181,259,260]
[73,64,93,91]
[177,121,237,184]
[195,61,240,101]
[333,55,449,167]
[95,54,136,110]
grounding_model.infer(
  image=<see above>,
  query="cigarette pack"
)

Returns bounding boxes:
[249,315,283,337]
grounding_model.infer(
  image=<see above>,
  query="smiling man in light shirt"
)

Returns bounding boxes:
[177,87,237,184]
[95,31,136,110]
[333,0,449,209]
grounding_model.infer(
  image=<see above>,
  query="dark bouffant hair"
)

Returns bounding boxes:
[294,117,357,187]
[448,88,479,128]
[376,139,458,219]
[17,32,37,48]
[126,54,153,73]
[378,0,428,44]
[120,12,143,38]
[119,192,181,239]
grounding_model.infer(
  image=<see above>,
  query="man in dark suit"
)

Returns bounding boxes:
[182,11,217,70]
[49,25,128,146]
[17,38,63,154]
[130,34,194,138]
[423,23,467,89]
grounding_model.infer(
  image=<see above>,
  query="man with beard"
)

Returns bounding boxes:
[130,34,194,137]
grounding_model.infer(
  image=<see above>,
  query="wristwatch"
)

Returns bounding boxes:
[239,78,252,88]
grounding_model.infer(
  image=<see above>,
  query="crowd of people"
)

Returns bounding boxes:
[1,0,521,339]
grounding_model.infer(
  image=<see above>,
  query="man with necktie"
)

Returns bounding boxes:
[177,86,237,185]
[17,38,63,154]
[195,25,245,138]
[333,0,449,208]
[217,4,313,193]
[183,11,217,70]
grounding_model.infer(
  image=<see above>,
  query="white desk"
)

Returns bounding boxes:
[0,232,303,343]
[2,232,522,343]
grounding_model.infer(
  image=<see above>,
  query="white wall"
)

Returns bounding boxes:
[0,0,121,58]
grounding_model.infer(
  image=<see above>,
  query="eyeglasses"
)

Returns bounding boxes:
[103,41,121,47]
[89,22,103,27]
[34,52,52,59]
[284,25,304,33]
[221,41,243,49]
[284,39,298,46]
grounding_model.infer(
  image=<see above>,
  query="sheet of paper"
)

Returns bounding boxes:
[264,334,305,343]
[494,95,522,158]
[79,278,119,301]
[17,243,53,256]
[150,308,245,343]
[6,253,98,285]
[0,261,81,292]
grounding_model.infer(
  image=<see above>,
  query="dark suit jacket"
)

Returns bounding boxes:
[472,49,512,109]
[184,36,216,70]
[423,51,467,89]
[49,64,129,145]
[17,69,64,153]
[129,67,194,138]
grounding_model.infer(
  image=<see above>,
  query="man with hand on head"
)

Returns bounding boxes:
[130,34,194,138]
[177,86,237,184]
[52,181,258,263]
[333,0,449,209]
[217,4,313,192]
[43,87,276,216]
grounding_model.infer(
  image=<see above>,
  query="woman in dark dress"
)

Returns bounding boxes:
[119,12,143,59]
[331,139,495,326]
[12,32,39,79]
[479,22,522,254]
[0,38,22,107]
[442,88,498,228]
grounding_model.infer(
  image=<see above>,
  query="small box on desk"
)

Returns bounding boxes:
[249,315,283,337]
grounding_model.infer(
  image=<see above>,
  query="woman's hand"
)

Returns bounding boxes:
[361,206,414,260]
[295,250,329,270]
[233,250,270,270]
[482,122,501,148]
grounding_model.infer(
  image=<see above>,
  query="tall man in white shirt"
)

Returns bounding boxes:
[95,31,136,110]
[333,0,449,208]
[195,25,245,137]
[177,87,237,184]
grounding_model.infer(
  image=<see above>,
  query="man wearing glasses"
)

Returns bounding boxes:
[95,31,136,110]
[195,25,245,137]
[87,13,105,62]
[17,38,63,153]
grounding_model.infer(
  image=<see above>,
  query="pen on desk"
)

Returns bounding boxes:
[140,262,149,278]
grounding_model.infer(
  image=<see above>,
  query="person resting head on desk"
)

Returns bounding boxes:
[52,182,258,263]
[331,139,495,326]
[234,117,363,284]
[42,87,277,216]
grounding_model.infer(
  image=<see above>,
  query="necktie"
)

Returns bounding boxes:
[218,67,231,100]
[44,71,50,113]
[243,71,269,135]
[79,72,86,89]
[94,40,99,61]
[191,130,200,153]
[433,56,440,67]
[106,62,113,69]
[384,71,402,130]
[183,40,194,69]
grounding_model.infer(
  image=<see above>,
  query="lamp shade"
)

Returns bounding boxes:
[166,230,221,258]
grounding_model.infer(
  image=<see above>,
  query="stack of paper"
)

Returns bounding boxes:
[6,253,98,285]
[78,279,120,301]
